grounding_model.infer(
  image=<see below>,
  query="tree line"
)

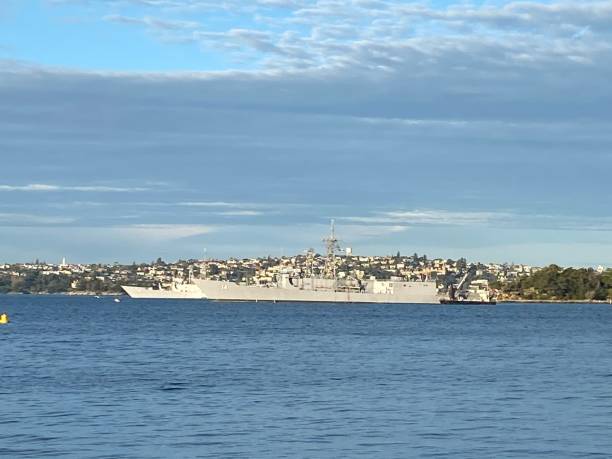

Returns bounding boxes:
[0,271,125,294]
[494,265,612,301]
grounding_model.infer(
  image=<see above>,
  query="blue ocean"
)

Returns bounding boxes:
[2,295,612,458]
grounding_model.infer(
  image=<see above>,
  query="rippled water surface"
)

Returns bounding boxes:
[2,296,612,458]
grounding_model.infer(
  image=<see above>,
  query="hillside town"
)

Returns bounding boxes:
[0,253,541,298]
[2,252,611,301]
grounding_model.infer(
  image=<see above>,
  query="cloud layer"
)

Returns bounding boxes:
[1,1,612,264]
[89,1,612,75]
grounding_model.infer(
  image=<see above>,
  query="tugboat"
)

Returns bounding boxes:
[440,272,496,305]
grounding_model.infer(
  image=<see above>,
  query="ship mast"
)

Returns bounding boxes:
[201,247,208,280]
[323,219,340,280]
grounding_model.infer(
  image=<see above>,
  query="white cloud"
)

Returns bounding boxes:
[341,209,515,226]
[0,183,148,192]
[112,224,214,241]
[103,14,200,31]
[177,201,253,207]
[0,213,75,225]
[341,209,612,233]
[339,224,410,239]
[216,210,264,216]
[60,1,612,72]
[382,210,512,226]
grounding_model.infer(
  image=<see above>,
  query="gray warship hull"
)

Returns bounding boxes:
[121,284,204,299]
[194,278,439,304]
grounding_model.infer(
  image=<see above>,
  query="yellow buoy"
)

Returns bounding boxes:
[0,313,9,324]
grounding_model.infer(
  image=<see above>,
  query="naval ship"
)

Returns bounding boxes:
[122,270,204,299]
[193,222,440,304]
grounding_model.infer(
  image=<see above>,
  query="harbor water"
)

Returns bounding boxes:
[2,295,612,458]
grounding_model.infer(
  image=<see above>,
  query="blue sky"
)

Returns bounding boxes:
[1,0,612,265]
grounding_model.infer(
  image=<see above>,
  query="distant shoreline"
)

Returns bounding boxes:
[1,291,123,296]
[1,291,611,304]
